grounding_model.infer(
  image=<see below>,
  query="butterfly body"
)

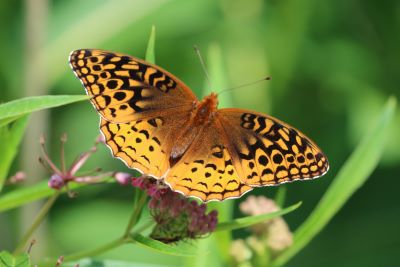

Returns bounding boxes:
[170,93,219,163]
[70,49,329,202]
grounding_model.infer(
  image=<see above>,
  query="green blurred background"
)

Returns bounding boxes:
[0,0,399,266]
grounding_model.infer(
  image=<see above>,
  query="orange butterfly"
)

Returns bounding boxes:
[69,49,329,202]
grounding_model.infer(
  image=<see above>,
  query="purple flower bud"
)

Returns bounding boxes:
[48,174,65,189]
[208,217,218,232]
[114,172,132,185]
[198,204,206,214]
[136,176,219,243]
[188,218,198,232]
[209,210,218,218]
[148,198,158,209]
[8,171,26,184]
[131,177,145,189]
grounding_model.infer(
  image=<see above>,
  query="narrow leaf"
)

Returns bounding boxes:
[215,202,301,232]
[0,95,88,122]
[0,115,24,128]
[272,96,397,266]
[274,186,287,208]
[0,116,29,191]
[145,25,156,64]
[0,251,30,267]
[130,233,197,257]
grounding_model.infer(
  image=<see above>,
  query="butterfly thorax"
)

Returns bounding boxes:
[192,93,219,125]
[169,93,219,166]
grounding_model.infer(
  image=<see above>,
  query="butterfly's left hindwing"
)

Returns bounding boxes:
[166,125,253,202]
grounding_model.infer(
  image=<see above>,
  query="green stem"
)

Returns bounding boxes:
[13,191,60,254]
[63,237,126,261]
[49,191,150,262]
[124,192,148,237]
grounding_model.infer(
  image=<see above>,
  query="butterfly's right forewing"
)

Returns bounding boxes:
[69,49,197,123]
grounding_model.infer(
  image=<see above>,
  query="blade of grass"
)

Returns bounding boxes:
[130,233,198,257]
[215,202,301,232]
[0,95,88,122]
[274,186,287,208]
[0,116,29,191]
[145,25,156,64]
[271,96,397,266]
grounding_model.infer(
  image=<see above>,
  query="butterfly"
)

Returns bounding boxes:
[69,49,329,202]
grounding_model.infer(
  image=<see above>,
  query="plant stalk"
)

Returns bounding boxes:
[124,192,148,237]
[13,191,60,254]
[63,237,126,261]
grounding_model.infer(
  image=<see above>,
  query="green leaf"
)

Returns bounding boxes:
[0,251,30,267]
[145,25,156,64]
[0,95,88,123]
[0,115,24,128]
[272,96,397,267]
[215,202,301,232]
[274,186,287,208]
[0,116,29,191]
[0,178,113,212]
[130,233,197,257]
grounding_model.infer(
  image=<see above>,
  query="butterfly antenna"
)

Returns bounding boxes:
[193,45,212,89]
[217,76,271,96]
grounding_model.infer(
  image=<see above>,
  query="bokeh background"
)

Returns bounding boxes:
[0,0,399,266]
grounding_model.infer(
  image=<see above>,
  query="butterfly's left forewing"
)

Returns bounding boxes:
[217,109,329,187]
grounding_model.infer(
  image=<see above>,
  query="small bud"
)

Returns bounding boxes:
[48,174,65,189]
[114,172,132,185]
[8,171,26,184]
[96,134,106,144]
[55,256,64,267]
